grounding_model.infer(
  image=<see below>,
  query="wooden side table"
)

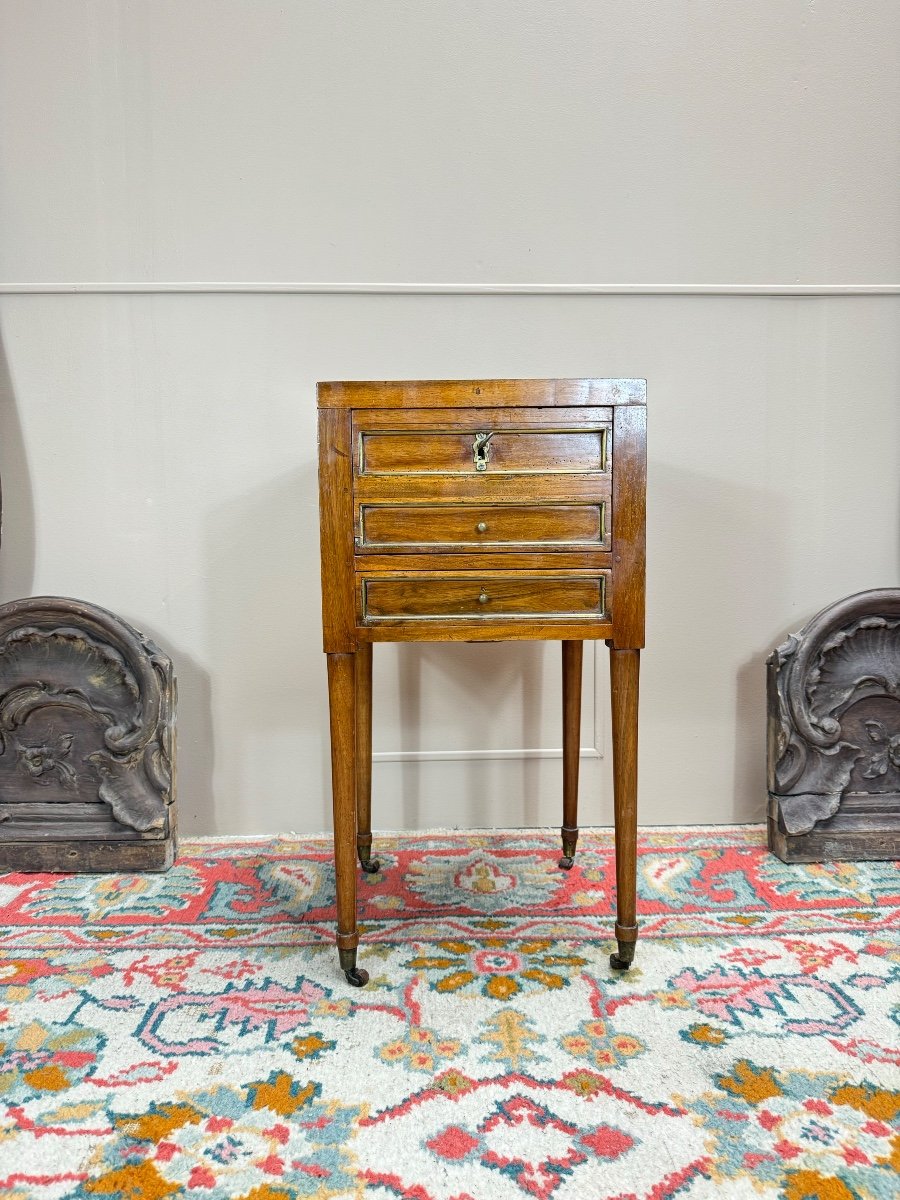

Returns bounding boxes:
[318,378,646,986]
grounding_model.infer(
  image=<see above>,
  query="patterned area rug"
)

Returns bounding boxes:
[0,826,897,1199]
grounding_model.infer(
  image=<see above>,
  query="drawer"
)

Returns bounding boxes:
[360,574,608,622]
[358,503,607,550]
[356,422,608,478]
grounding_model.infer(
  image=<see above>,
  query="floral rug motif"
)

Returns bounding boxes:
[0,825,897,1199]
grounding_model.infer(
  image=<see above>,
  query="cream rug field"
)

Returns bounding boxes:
[0,825,897,1198]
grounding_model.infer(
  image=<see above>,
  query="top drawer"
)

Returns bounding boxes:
[353,407,611,478]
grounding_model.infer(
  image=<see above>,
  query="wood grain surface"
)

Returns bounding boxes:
[609,404,647,650]
[361,573,608,621]
[358,502,607,551]
[320,378,645,410]
[318,409,358,653]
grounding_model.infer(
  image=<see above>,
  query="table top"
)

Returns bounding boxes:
[317,378,646,409]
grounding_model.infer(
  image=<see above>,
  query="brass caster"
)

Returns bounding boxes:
[358,844,380,874]
[560,828,578,870]
[609,940,636,971]
[339,947,368,987]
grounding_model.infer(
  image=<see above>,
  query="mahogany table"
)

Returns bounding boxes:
[317,378,646,985]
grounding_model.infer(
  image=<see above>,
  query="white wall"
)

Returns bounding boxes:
[0,3,898,835]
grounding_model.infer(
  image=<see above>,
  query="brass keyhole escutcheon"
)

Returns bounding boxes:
[473,431,495,472]
[476,522,487,533]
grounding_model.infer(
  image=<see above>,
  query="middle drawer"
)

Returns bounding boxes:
[358,502,608,551]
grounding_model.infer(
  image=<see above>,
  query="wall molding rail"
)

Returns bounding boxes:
[1,283,898,297]
[374,644,605,765]
[372,746,601,763]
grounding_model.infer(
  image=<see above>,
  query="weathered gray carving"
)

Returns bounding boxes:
[0,596,176,871]
[767,589,900,861]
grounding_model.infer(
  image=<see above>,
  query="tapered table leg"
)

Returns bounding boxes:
[355,642,378,873]
[560,640,583,868]
[327,652,368,986]
[609,646,640,969]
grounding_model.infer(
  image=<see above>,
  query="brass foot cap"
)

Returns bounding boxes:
[610,941,636,971]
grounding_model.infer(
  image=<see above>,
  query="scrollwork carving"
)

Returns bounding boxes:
[767,589,900,859]
[0,597,176,866]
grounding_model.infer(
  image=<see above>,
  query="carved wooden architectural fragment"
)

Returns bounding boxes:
[767,588,900,862]
[0,596,176,871]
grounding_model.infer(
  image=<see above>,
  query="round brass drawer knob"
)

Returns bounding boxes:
[478,592,489,604]
[476,522,487,533]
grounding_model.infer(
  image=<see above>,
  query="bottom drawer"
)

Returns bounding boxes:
[361,574,608,621]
